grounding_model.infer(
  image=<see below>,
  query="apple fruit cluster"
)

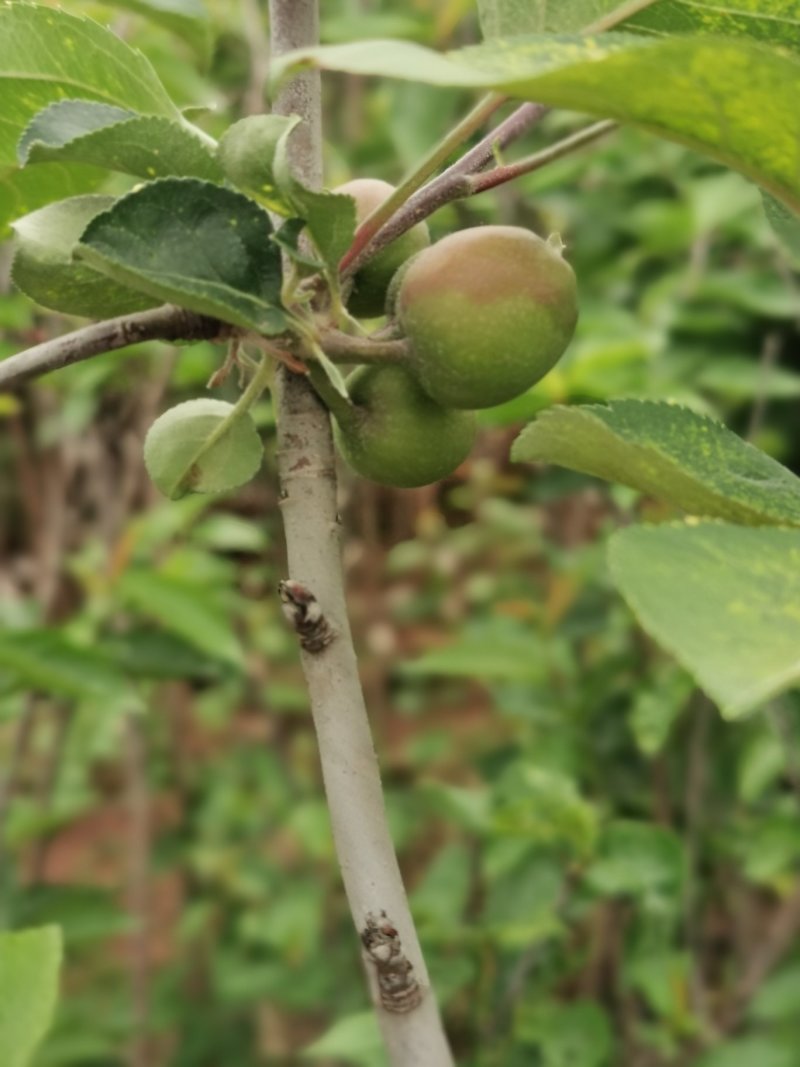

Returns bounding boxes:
[332,180,579,488]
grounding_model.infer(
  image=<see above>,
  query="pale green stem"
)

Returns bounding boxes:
[338,92,506,276]
[468,120,617,194]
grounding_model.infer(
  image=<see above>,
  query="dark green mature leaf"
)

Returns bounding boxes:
[117,568,245,668]
[272,33,800,214]
[19,101,221,182]
[0,4,178,168]
[0,630,138,708]
[0,161,106,237]
[77,179,286,334]
[608,522,800,717]
[143,398,264,499]
[12,196,158,318]
[99,0,212,63]
[512,400,800,527]
[0,926,62,1067]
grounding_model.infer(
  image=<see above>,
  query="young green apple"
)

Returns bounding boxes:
[332,363,475,488]
[396,226,578,409]
[335,178,430,318]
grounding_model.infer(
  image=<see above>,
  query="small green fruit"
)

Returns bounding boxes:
[332,364,476,488]
[335,178,430,318]
[396,226,578,409]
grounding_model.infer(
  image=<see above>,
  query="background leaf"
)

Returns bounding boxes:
[512,400,800,526]
[0,630,138,709]
[116,568,245,668]
[98,0,212,64]
[0,925,63,1067]
[77,179,286,333]
[608,522,800,717]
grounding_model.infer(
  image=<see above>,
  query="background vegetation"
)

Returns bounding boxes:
[1,1,800,1065]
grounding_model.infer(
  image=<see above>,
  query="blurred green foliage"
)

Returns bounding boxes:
[1,1,800,1066]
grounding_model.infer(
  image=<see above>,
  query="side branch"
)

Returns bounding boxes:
[342,102,549,280]
[0,306,228,391]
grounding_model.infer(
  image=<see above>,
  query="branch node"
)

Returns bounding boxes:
[361,911,423,1014]
[278,579,336,653]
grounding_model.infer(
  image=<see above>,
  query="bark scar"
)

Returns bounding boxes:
[361,911,422,1014]
[278,579,336,653]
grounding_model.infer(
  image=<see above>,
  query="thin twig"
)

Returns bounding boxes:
[468,120,617,194]
[341,102,549,280]
[339,92,506,275]
[0,305,228,392]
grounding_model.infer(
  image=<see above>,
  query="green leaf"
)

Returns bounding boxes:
[217,114,300,214]
[763,194,800,267]
[691,1035,796,1067]
[144,399,264,499]
[219,114,356,273]
[608,522,800,718]
[0,160,106,237]
[0,630,137,708]
[511,400,800,527]
[401,620,546,683]
[0,4,178,168]
[19,101,221,182]
[0,926,62,1067]
[116,568,245,668]
[624,1,800,53]
[302,1011,386,1066]
[77,179,286,334]
[97,0,212,64]
[292,187,357,275]
[587,820,684,896]
[516,999,614,1067]
[12,195,159,318]
[272,33,800,214]
[750,961,800,1023]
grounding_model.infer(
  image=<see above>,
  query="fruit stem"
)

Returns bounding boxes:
[338,91,507,278]
[316,329,410,365]
[468,119,617,194]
